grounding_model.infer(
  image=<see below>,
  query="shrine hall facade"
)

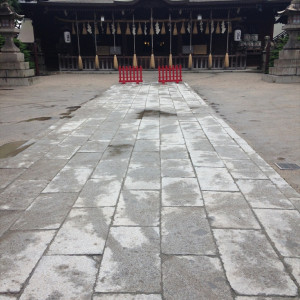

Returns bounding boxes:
[21,0,289,71]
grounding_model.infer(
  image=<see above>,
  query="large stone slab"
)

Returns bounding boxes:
[45,145,80,160]
[214,229,297,296]
[224,160,267,180]
[75,178,122,207]
[254,209,300,257]
[65,152,102,169]
[0,210,21,237]
[92,159,129,180]
[130,152,160,166]
[124,166,160,190]
[114,190,160,226]
[78,140,110,153]
[162,177,203,206]
[284,258,300,285]
[48,207,114,255]
[94,295,162,300]
[96,227,160,293]
[43,167,93,193]
[162,207,215,255]
[134,140,160,152]
[161,159,195,178]
[189,150,224,167]
[160,144,188,159]
[196,167,239,192]
[237,180,294,209]
[203,191,260,229]
[11,193,76,230]
[0,231,55,293]
[19,159,67,181]
[0,168,24,189]
[162,256,233,300]
[0,180,48,210]
[19,256,98,300]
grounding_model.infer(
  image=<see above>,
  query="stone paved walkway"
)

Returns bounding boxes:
[0,82,300,300]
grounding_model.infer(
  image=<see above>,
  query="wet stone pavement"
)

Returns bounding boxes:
[0,82,300,300]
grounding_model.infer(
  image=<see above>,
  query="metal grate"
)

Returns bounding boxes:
[275,163,300,170]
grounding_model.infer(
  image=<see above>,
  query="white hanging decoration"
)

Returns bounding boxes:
[87,22,92,34]
[144,22,147,35]
[187,22,191,34]
[155,21,160,35]
[132,23,136,36]
[111,23,116,35]
[211,20,214,34]
[168,21,171,32]
[200,20,203,32]
[221,20,226,34]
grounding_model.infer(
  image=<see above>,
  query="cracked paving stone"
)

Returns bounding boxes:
[48,207,114,255]
[254,209,300,257]
[74,178,122,207]
[93,295,162,300]
[43,167,93,193]
[162,177,203,206]
[203,191,260,229]
[114,190,160,226]
[214,229,297,296]
[10,193,77,230]
[0,231,55,293]
[162,256,233,300]
[95,227,160,293]
[19,255,98,300]
[236,180,294,209]
[162,207,216,255]
[196,167,239,192]
[0,180,48,210]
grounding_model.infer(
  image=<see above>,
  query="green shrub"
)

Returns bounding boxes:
[0,35,35,69]
[268,35,289,69]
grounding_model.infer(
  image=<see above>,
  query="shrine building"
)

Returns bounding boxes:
[20,0,289,71]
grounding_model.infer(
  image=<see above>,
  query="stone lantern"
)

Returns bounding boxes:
[264,0,300,83]
[0,1,36,86]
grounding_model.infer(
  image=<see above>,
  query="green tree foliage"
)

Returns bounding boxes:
[0,0,20,13]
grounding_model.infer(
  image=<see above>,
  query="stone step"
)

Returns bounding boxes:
[0,76,38,86]
[274,59,300,68]
[0,61,30,70]
[269,66,299,76]
[0,69,35,78]
[279,49,300,60]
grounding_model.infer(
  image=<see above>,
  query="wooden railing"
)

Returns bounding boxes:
[58,54,247,71]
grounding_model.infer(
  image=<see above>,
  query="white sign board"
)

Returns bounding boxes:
[64,31,71,43]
